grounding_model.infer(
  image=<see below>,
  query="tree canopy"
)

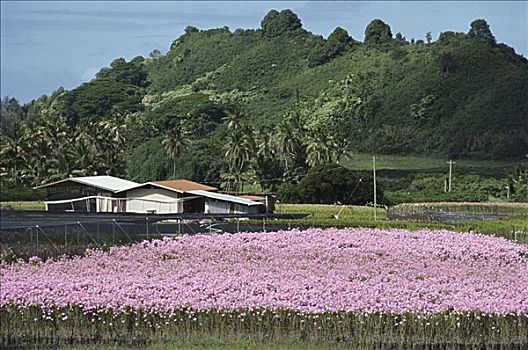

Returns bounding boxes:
[261,9,303,37]
[277,163,384,205]
[468,19,496,43]
[364,19,393,47]
[1,10,526,196]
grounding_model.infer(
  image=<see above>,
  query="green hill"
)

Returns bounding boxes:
[1,10,527,199]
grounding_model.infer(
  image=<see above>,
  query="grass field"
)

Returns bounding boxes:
[1,201,526,243]
[390,202,528,215]
[0,201,46,210]
[273,203,528,243]
[341,153,522,173]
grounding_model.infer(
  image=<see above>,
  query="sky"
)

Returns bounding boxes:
[1,1,527,103]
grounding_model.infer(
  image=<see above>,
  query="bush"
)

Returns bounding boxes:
[276,163,384,205]
[276,183,303,204]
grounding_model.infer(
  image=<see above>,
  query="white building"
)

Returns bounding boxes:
[36,176,263,214]
[35,176,139,212]
[186,190,263,214]
[121,180,217,214]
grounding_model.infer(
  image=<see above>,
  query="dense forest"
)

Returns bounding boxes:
[1,10,527,201]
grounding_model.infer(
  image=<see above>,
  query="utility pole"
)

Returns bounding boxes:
[35,225,39,256]
[373,155,377,221]
[447,160,455,192]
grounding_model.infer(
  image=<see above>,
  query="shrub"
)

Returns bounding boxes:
[277,163,384,205]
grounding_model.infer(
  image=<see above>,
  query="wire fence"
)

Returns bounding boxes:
[0,212,308,262]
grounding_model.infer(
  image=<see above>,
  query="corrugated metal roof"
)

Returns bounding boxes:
[187,190,262,206]
[35,176,140,193]
[153,179,218,192]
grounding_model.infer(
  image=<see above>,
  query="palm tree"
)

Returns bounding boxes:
[222,104,243,132]
[162,123,189,179]
[223,125,254,193]
[39,117,71,183]
[0,123,28,186]
[251,129,283,191]
[305,130,340,167]
[100,109,127,150]
[68,130,98,177]
[222,105,254,193]
[271,111,307,178]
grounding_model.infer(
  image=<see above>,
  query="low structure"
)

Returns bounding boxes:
[187,190,262,214]
[35,176,139,212]
[238,194,276,213]
[36,176,264,214]
[120,180,212,214]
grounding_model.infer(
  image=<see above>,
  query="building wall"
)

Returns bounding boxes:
[204,199,259,214]
[235,203,259,214]
[125,188,183,214]
[96,197,125,213]
[204,199,231,214]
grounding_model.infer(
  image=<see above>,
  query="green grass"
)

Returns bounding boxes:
[273,204,528,243]
[0,201,46,210]
[342,153,522,172]
[389,202,528,215]
[275,203,387,224]
[2,201,525,243]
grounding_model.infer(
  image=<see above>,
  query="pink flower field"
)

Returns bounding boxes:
[1,228,527,316]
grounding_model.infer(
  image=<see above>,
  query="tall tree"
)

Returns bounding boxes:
[468,19,496,44]
[251,129,283,191]
[261,9,303,37]
[364,19,393,47]
[0,123,29,186]
[305,130,340,167]
[272,111,308,179]
[325,27,353,57]
[222,105,254,193]
[0,97,24,135]
[162,123,189,179]
[425,31,432,44]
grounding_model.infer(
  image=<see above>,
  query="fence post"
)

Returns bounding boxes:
[64,225,67,247]
[35,225,39,256]
[146,217,149,240]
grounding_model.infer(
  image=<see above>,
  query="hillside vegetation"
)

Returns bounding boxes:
[1,10,527,202]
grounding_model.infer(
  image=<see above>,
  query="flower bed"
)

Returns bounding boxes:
[1,228,527,346]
